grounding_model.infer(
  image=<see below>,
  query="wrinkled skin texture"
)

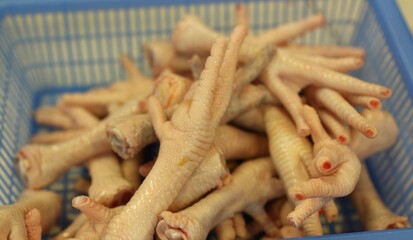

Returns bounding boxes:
[316,108,350,144]
[17,67,189,189]
[69,196,124,240]
[100,26,247,240]
[0,190,61,240]
[173,11,324,61]
[169,146,229,212]
[136,146,229,212]
[288,106,361,202]
[301,105,359,175]
[156,158,284,240]
[306,87,378,138]
[0,206,41,240]
[107,71,192,159]
[16,123,111,189]
[58,56,153,117]
[264,106,323,235]
[171,10,387,139]
[260,50,390,137]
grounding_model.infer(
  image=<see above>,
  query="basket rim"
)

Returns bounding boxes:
[369,0,413,99]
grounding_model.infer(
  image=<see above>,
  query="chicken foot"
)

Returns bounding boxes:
[0,190,61,239]
[264,105,323,235]
[142,41,194,77]
[17,69,188,188]
[156,158,284,240]
[306,87,378,138]
[260,49,391,136]
[288,106,361,201]
[101,26,247,239]
[34,106,97,130]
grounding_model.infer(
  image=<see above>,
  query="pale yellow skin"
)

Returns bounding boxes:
[58,56,153,117]
[69,196,124,240]
[306,87,378,138]
[142,41,192,77]
[137,145,229,213]
[316,108,350,144]
[286,44,366,58]
[156,158,284,240]
[260,50,390,137]
[235,2,364,74]
[30,129,85,144]
[214,213,248,240]
[287,106,361,205]
[88,153,134,207]
[0,190,61,240]
[98,27,247,240]
[168,146,229,212]
[120,155,142,191]
[174,5,325,61]
[264,106,323,235]
[34,106,97,130]
[17,67,190,189]
[231,107,266,133]
[52,214,87,240]
[214,125,268,161]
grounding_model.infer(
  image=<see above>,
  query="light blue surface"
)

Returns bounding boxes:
[0,0,412,239]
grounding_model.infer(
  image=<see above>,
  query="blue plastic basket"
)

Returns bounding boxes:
[0,0,413,239]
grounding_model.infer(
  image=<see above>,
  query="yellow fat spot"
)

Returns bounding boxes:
[178,158,189,166]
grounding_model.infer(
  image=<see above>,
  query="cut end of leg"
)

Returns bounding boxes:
[156,219,190,240]
[72,195,88,207]
[287,216,302,228]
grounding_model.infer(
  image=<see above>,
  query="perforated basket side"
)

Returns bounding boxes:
[353,0,413,226]
[0,0,412,239]
[0,15,31,204]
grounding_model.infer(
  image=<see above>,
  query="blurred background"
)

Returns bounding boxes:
[397,0,413,33]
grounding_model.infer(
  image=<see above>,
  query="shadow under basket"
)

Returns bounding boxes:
[0,0,413,239]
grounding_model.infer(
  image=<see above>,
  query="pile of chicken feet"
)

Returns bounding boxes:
[3,4,409,240]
